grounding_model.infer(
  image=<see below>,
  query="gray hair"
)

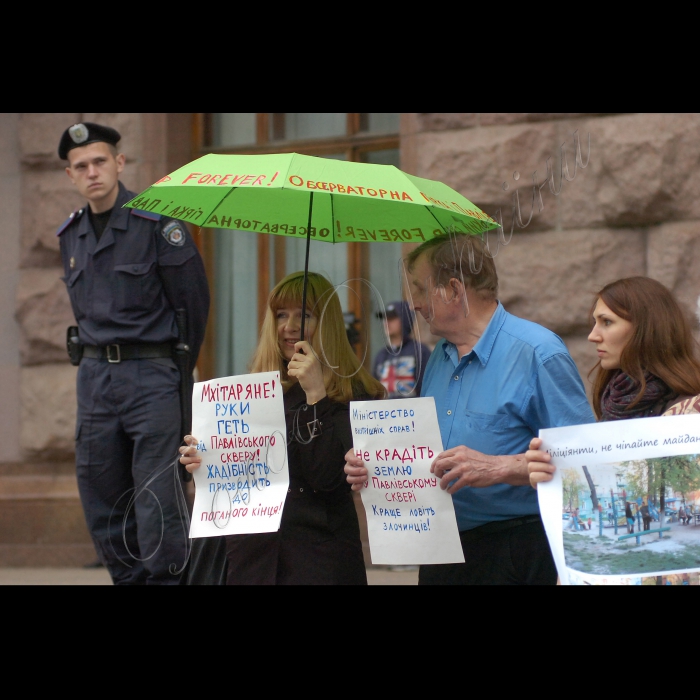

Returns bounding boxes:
[405,233,498,300]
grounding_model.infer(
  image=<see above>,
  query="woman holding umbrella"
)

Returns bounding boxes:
[527,276,700,488]
[180,270,386,585]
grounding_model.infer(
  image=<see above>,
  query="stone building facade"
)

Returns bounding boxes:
[2,112,700,565]
[403,113,700,391]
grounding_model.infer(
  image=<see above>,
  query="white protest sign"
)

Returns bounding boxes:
[351,397,464,565]
[189,371,289,538]
[538,413,700,586]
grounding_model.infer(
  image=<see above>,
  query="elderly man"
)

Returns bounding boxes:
[345,233,595,585]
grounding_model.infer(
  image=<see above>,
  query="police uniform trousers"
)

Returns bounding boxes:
[75,357,188,585]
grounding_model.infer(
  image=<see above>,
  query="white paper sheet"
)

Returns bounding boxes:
[188,371,289,538]
[351,397,464,565]
[538,413,700,585]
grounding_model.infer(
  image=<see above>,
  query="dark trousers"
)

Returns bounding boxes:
[418,516,557,585]
[75,358,188,585]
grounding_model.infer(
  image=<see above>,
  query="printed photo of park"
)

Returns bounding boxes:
[567,569,700,585]
[562,453,700,576]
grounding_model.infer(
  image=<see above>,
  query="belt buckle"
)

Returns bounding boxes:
[106,344,121,363]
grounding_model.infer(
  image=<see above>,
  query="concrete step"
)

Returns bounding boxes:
[0,461,95,567]
[0,473,81,499]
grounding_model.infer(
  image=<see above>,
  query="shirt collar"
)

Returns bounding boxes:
[441,301,506,368]
[109,181,132,231]
[76,209,92,238]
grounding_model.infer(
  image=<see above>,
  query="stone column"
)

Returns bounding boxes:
[0,113,21,462]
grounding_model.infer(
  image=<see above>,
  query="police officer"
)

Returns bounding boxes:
[57,122,210,585]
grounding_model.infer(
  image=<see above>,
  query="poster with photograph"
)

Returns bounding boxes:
[537,413,700,585]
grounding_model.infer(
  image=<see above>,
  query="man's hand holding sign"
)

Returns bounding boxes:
[430,446,531,492]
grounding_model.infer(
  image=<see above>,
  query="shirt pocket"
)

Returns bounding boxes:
[464,410,528,454]
[464,410,512,432]
[113,261,156,311]
[64,268,86,319]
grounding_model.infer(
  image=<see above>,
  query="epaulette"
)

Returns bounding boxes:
[131,208,162,222]
[56,208,85,237]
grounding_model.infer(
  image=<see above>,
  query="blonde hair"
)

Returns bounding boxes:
[249,271,386,403]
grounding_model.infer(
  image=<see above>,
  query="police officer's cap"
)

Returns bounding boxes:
[58,122,121,160]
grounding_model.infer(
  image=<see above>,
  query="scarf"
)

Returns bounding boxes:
[600,370,677,421]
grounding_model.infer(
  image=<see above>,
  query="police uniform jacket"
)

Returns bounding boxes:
[57,181,209,366]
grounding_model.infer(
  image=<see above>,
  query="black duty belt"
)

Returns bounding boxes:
[82,343,173,363]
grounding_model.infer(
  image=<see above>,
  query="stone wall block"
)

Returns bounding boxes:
[20,364,77,458]
[20,169,83,268]
[414,113,620,133]
[119,163,143,195]
[560,113,700,229]
[414,123,560,232]
[496,228,645,334]
[19,113,80,162]
[134,114,168,192]
[416,114,478,132]
[110,163,162,201]
[479,113,615,127]
[561,335,598,401]
[647,219,700,326]
[16,268,74,365]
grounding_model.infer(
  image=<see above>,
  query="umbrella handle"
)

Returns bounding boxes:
[299,192,313,349]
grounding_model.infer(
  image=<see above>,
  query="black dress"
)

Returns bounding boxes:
[223,382,368,585]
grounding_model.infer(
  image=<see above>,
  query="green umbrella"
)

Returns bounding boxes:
[124,152,497,338]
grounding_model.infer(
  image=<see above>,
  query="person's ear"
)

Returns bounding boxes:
[115,152,126,174]
[65,166,75,185]
[449,276,466,300]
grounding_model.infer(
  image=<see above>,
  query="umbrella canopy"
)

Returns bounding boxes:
[124,152,498,337]
[125,152,497,241]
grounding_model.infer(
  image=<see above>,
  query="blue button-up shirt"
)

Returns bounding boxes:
[421,301,595,531]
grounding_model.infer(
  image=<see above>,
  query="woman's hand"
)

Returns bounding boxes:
[179,434,202,474]
[287,340,326,405]
[344,447,369,491]
[526,437,556,489]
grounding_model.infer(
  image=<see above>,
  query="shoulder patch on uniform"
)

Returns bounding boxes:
[161,220,186,246]
[56,208,85,237]
[131,208,162,221]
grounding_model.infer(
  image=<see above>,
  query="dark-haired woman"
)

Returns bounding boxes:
[528,276,700,488]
